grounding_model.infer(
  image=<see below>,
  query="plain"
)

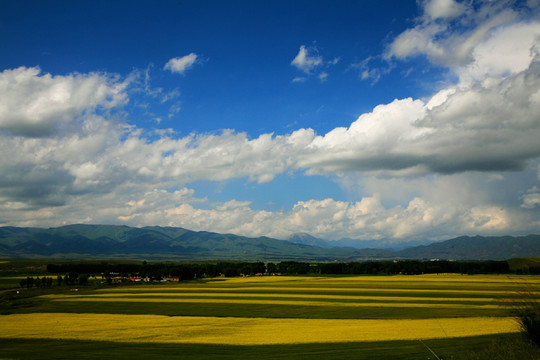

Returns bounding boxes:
[1,272,540,359]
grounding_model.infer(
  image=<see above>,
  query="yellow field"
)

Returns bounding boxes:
[36,273,534,313]
[0,313,519,345]
[43,291,499,302]
[98,285,518,293]
[215,274,540,284]
[44,295,504,309]
[1,274,536,350]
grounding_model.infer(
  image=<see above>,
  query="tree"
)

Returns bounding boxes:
[266,262,278,274]
[513,288,540,346]
[78,274,89,286]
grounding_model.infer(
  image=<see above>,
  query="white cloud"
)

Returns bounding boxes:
[291,46,340,82]
[0,67,128,137]
[328,57,340,66]
[424,0,467,20]
[291,45,322,74]
[522,186,540,208]
[1,171,536,241]
[297,23,540,176]
[385,0,537,77]
[387,25,446,62]
[2,41,540,237]
[164,53,198,75]
[1,49,540,240]
[318,72,328,82]
[351,56,390,84]
[458,22,540,83]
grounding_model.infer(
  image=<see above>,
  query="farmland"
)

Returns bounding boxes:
[1,273,540,359]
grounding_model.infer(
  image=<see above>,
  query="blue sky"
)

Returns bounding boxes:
[1,0,540,245]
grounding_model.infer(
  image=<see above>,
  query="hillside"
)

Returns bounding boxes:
[0,225,394,261]
[1,225,539,261]
[399,234,540,260]
[288,232,540,260]
[287,234,427,251]
[287,233,334,248]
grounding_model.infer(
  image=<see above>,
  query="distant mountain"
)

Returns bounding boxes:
[287,233,410,250]
[0,225,539,261]
[290,233,540,260]
[328,238,429,251]
[287,233,333,248]
[399,234,540,260]
[0,224,394,261]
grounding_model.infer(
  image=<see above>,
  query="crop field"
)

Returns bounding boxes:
[1,274,540,359]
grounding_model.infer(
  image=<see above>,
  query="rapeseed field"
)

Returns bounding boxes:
[42,295,505,309]
[1,274,538,358]
[0,313,519,345]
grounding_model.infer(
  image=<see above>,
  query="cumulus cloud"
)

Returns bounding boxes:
[291,45,337,82]
[423,0,467,20]
[3,182,532,242]
[458,22,540,83]
[1,45,540,239]
[385,0,539,80]
[388,25,446,62]
[164,53,198,75]
[0,67,129,137]
[298,21,540,176]
[291,45,322,73]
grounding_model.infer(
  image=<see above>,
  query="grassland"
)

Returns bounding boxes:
[1,273,540,359]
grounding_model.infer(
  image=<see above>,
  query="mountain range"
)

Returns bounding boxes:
[0,224,539,261]
[287,233,427,250]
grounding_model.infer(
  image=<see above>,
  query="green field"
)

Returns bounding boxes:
[1,273,540,359]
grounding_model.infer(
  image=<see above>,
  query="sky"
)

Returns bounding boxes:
[1,0,540,245]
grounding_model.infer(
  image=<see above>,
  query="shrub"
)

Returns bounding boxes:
[512,288,540,346]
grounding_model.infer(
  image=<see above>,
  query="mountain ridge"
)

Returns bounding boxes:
[287,233,430,250]
[0,224,539,261]
[0,224,393,261]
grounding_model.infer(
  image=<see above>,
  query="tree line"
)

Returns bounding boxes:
[46,261,268,281]
[44,259,511,283]
[315,259,510,275]
[19,273,90,288]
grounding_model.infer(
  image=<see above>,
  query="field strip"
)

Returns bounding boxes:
[217,275,540,284]
[47,296,505,309]
[0,313,519,345]
[99,286,531,295]
[41,292,498,303]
